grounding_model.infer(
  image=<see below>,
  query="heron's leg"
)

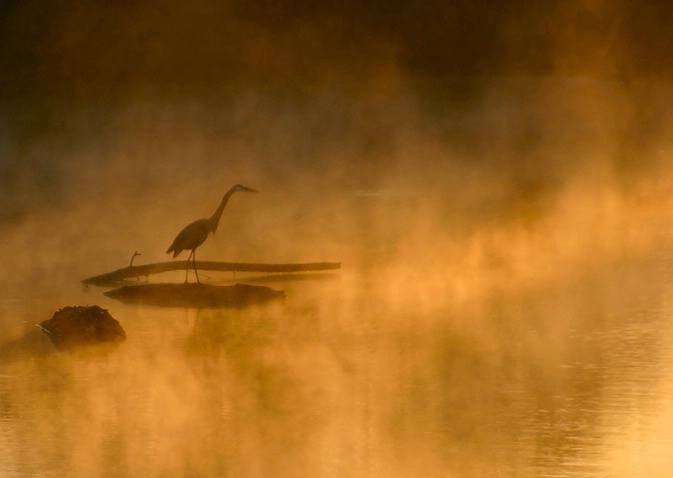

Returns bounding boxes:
[184,250,194,283]
[193,249,200,284]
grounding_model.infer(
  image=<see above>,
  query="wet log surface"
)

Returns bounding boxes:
[37,306,126,350]
[104,282,286,308]
[82,261,341,286]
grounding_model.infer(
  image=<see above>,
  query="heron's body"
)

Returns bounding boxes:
[166,184,258,283]
[166,218,211,258]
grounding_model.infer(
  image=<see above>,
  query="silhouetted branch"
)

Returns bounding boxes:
[82,261,341,286]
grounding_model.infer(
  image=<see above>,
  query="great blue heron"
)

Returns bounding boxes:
[166,184,258,283]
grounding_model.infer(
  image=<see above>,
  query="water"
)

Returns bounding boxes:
[1,78,672,477]
[1,218,671,477]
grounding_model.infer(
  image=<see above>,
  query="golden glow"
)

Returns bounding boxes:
[1,78,673,477]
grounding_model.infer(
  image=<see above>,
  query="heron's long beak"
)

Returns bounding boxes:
[242,186,259,193]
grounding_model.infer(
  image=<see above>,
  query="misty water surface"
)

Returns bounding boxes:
[1,79,672,477]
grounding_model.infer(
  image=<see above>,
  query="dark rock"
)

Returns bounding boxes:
[104,282,286,308]
[38,305,126,350]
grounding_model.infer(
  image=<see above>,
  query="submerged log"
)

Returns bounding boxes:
[83,261,341,286]
[38,306,126,350]
[104,282,286,308]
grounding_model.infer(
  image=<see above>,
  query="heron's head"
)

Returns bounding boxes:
[233,184,259,193]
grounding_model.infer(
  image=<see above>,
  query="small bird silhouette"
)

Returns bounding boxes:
[166,184,258,283]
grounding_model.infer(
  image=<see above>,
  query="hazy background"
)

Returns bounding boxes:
[1,0,672,282]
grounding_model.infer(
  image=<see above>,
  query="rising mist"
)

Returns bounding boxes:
[1,2,672,477]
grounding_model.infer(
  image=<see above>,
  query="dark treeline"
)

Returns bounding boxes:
[2,0,673,102]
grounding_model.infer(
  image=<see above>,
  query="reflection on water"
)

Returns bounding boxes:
[1,249,672,477]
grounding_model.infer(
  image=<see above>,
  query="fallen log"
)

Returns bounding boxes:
[82,261,341,286]
[104,283,286,308]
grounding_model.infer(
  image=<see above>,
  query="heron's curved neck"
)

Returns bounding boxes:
[208,187,238,232]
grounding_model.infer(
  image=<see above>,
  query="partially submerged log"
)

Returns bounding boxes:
[37,306,126,350]
[104,282,286,308]
[83,261,341,286]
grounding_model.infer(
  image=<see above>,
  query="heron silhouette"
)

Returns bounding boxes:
[166,184,258,283]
